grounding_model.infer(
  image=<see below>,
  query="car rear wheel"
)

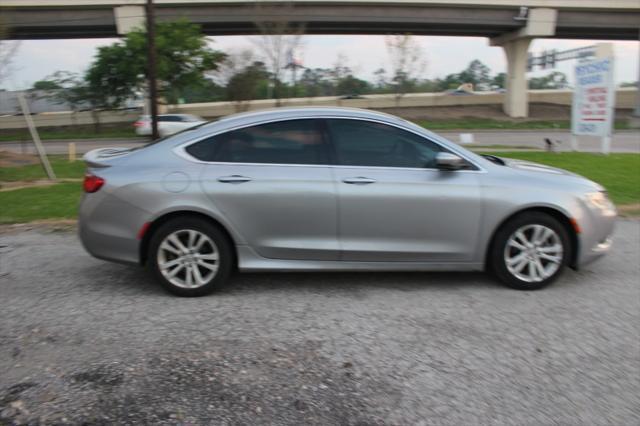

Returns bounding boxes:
[490,212,570,290]
[148,217,233,296]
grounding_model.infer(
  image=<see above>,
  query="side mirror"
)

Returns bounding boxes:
[436,152,466,171]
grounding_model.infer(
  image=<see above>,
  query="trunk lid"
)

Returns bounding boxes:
[83,147,136,168]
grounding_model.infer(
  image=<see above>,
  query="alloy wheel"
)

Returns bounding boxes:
[503,224,563,283]
[157,229,219,288]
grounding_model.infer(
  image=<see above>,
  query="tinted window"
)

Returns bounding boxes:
[186,119,328,165]
[327,119,444,168]
[158,115,181,122]
[182,115,204,122]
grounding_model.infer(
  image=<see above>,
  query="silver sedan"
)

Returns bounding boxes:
[78,107,616,296]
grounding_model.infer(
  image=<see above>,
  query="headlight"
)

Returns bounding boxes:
[585,191,616,215]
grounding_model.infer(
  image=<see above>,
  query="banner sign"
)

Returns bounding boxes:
[571,58,615,137]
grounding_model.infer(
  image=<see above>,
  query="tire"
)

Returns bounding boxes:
[147,216,234,296]
[489,212,570,290]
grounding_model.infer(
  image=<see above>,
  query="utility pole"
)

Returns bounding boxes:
[634,29,640,119]
[146,0,159,140]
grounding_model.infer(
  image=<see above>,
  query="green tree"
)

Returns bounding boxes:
[385,34,426,100]
[457,59,492,90]
[492,72,506,89]
[251,2,305,105]
[86,20,225,108]
[32,80,62,91]
[373,68,389,92]
[179,78,225,103]
[528,71,568,90]
[336,75,371,96]
[299,68,334,97]
[226,61,270,109]
[32,70,112,131]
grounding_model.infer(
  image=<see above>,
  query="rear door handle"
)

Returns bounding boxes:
[342,177,377,185]
[217,175,252,183]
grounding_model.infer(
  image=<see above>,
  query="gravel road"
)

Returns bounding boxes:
[0,221,638,425]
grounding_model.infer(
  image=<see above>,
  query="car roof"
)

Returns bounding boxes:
[153,106,418,150]
[141,106,490,169]
[200,106,408,132]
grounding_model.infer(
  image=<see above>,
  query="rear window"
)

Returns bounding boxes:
[182,115,203,122]
[185,119,328,165]
[158,115,182,122]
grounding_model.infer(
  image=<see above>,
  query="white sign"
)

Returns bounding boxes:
[572,57,615,138]
[459,133,474,145]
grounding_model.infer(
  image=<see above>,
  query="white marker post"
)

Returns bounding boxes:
[459,133,474,145]
[17,92,57,180]
[571,50,616,155]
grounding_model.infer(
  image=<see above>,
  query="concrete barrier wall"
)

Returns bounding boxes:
[1,88,636,130]
[0,110,140,130]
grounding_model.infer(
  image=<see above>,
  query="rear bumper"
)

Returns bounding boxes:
[78,191,150,265]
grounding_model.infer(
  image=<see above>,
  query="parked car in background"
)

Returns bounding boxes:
[134,114,207,137]
[81,107,615,297]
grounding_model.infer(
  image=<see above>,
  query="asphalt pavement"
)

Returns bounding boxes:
[1,130,639,155]
[0,220,638,424]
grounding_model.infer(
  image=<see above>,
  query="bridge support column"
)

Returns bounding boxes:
[501,38,532,118]
[114,5,145,35]
[490,8,557,118]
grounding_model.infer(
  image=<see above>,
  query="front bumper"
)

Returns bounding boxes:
[575,206,616,268]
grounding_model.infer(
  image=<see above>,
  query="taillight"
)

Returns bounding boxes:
[134,121,145,127]
[83,174,105,193]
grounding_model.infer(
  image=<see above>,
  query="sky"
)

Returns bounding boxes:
[2,35,638,91]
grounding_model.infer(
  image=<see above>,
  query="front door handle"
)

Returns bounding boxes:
[217,175,252,183]
[342,176,377,185]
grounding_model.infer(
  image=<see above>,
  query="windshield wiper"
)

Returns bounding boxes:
[481,154,506,166]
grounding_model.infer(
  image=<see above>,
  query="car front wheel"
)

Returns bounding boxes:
[490,212,570,290]
[148,217,233,296]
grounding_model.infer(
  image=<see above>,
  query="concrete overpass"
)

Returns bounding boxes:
[2,0,639,117]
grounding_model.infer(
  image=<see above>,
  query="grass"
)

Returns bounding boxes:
[482,152,640,205]
[0,152,638,223]
[0,156,85,182]
[418,119,631,131]
[0,183,81,224]
[0,124,140,142]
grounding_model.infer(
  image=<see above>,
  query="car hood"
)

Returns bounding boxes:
[499,157,603,191]
[502,158,579,177]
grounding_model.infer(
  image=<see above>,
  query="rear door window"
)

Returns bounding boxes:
[185,119,329,165]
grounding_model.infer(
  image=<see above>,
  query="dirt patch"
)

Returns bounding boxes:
[0,151,39,168]
[618,203,640,217]
[0,179,81,192]
[0,220,77,235]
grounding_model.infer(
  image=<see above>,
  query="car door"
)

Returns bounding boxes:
[326,118,483,262]
[189,118,339,261]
